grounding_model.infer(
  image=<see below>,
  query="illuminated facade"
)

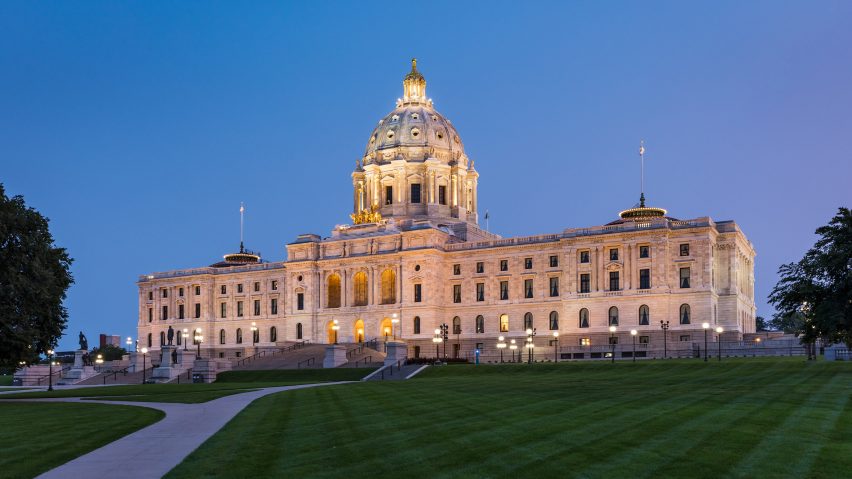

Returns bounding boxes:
[137,60,757,361]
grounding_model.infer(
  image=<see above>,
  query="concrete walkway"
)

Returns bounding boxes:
[26,382,351,479]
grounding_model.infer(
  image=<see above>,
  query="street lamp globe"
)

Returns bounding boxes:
[609,325,617,333]
[553,331,559,338]
[630,329,637,336]
[716,326,724,334]
[141,347,148,354]
[434,328,441,335]
[702,322,710,330]
[526,328,533,335]
[126,337,132,346]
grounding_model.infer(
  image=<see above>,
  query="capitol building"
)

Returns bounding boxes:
[137,60,757,361]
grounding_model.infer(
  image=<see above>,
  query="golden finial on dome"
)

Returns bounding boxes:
[412,57,417,70]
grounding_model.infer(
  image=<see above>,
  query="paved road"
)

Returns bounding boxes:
[28,382,351,479]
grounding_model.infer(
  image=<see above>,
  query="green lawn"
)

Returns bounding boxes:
[215,368,374,383]
[167,358,852,479]
[0,375,12,386]
[0,402,163,478]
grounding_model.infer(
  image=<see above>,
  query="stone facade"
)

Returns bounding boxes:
[136,61,757,361]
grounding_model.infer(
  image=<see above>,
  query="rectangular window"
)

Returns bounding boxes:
[500,259,508,271]
[609,336,619,345]
[453,264,461,275]
[178,304,184,319]
[253,300,260,316]
[610,249,619,261]
[162,289,168,298]
[609,271,620,291]
[161,305,168,320]
[579,251,590,263]
[414,284,422,303]
[271,280,278,291]
[254,282,260,292]
[195,285,201,295]
[680,244,690,256]
[237,301,244,317]
[179,288,184,297]
[680,267,691,288]
[270,298,278,315]
[580,274,591,293]
[524,258,533,269]
[297,293,304,310]
[148,291,153,301]
[580,337,591,346]
[453,284,461,303]
[220,285,227,295]
[148,308,152,322]
[237,284,244,294]
[414,345,421,358]
[194,303,201,318]
[549,277,559,297]
[639,269,650,289]
[385,186,393,205]
[438,185,446,205]
[410,183,421,204]
[680,335,691,342]
[524,279,534,298]
[220,303,227,318]
[476,262,484,274]
[550,255,559,267]
[639,245,650,258]
[500,281,509,300]
[476,283,485,302]
[639,336,650,344]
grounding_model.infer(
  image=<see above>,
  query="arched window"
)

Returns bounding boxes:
[608,307,619,326]
[639,305,650,325]
[353,272,368,306]
[270,326,277,343]
[236,328,243,344]
[680,304,691,324]
[296,322,303,340]
[452,316,461,334]
[500,314,509,332]
[159,331,165,346]
[524,312,533,330]
[579,308,590,328]
[147,333,152,347]
[381,269,396,304]
[219,329,226,345]
[549,311,559,330]
[327,274,341,308]
[413,316,421,334]
[475,315,485,333]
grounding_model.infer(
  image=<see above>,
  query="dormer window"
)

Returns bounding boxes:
[411,113,419,120]
[391,114,399,122]
[411,127,420,138]
[387,130,395,139]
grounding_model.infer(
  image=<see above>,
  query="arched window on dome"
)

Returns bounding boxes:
[579,308,590,328]
[639,305,650,325]
[327,274,341,309]
[381,269,396,304]
[353,272,368,306]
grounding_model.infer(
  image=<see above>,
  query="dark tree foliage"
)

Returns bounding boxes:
[755,316,769,331]
[91,344,127,362]
[769,207,852,347]
[0,184,73,367]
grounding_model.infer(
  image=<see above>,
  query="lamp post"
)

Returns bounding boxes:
[526,328,536,364]
[182,329,189,351]
[47,349,55,392]
[250,322,258,352]
[440,323,449,360]
[509,339,518,362]
[391,313,399,340]
[702,322,710,362]
[496,336,506,363]
[716,326,724,361]
[332,320,340,345]
[553,332,559,363]
[609,325,617,363]
[432,328,441,359]
[126,336,132,352]
[95,354,104,370]
[141,347,148,384]
[630,330,637,363]
[194,328,203,359]
[660,320,670,359]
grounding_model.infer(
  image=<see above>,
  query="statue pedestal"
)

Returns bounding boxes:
[60,350,97,384]
[151,346,181,382]
[323,345,347,368]
[384,341,408,367]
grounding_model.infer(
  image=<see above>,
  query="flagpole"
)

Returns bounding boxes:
[639,140,646,207]
[239,202,245,251]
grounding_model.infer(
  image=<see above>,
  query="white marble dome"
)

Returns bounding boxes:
[364,105,464,160]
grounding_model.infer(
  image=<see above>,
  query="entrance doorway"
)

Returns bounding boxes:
[354,319,365,343]
[326,321,338,344]
[380,318,393,341]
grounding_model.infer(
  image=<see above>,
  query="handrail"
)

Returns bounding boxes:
[234,341,310,367]
[36,366,70,385]
[297,357,316,369]
[102,365,133,384]
[353,355,372,367]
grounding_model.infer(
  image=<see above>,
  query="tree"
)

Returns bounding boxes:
[769,207,852,352]
[90,344,127,362]
[0,184,73,368]
[755,316,770,331]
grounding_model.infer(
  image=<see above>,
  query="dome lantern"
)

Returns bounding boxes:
[402,58,428,105]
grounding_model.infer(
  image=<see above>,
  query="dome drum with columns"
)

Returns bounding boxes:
[352,59,479,228]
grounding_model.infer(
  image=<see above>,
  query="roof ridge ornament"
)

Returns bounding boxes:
[401,58,430,106]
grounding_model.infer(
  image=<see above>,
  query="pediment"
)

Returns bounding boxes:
[605,261,622,271]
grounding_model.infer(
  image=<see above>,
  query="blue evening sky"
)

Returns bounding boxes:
[1,1,850,351]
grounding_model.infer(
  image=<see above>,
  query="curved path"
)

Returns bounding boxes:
[29,382,351,479]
